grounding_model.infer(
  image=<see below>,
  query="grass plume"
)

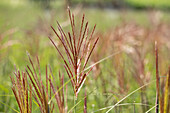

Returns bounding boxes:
[49,8,99,98]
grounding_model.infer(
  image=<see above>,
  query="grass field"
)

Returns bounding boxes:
[0,0,170,113]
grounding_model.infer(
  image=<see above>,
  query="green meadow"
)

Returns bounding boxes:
[0,0,170,113]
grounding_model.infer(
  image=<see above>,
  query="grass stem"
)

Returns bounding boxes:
[74,96,77,113]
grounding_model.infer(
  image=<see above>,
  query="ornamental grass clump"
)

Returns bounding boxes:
[10,69,32,113]
[11,54,67,113]
[49,8,99,98]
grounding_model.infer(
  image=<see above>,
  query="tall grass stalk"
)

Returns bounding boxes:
[155,41,160,113]
[133,101,136,113]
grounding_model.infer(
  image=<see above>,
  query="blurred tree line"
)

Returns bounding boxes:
[29,0,54,9]
[29,0,126,9]
[28,0,170,11]
[65,0,125,8]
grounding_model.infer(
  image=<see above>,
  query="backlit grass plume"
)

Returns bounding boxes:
[49,8,99,98]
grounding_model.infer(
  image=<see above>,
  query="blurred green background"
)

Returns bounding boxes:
[0,0,170,112]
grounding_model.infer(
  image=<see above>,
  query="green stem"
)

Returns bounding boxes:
[74,96,77,113]
[133,101,136,113]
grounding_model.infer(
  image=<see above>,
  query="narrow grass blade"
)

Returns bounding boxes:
[105,80,155,113]
[163,67,170,113]
[145,104,157,113]
[93,103,152,112]
[0,101,20,113]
